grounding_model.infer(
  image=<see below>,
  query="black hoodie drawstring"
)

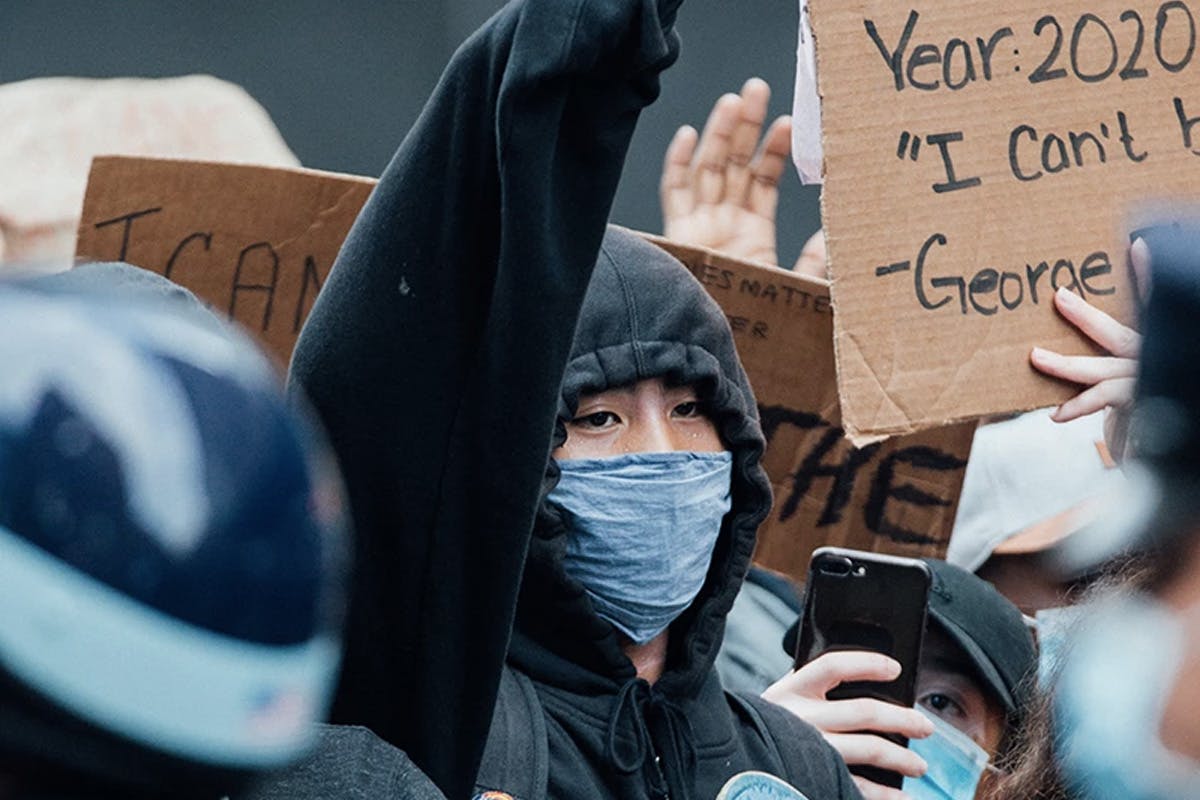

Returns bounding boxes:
[605,678,699,800]
[605,678,651,773]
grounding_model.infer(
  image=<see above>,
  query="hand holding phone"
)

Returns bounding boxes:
[763,548,934,798]
[763,651,933,796]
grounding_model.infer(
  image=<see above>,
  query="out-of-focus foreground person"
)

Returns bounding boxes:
[0,273,347,799]
[1054,225,1200,800]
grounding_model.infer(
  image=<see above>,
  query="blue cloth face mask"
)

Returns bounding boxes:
[902,708,991,800]
[1057,593,1200,800]
[549,451,733,645]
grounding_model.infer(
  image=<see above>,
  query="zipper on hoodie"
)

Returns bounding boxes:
[647,737,670,800]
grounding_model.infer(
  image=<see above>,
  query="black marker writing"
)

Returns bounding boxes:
[759,404,966,537]
[1174,96,1200,154]
[164,232,213,281]
[230,242,280,333]
[877,232,1115,315]
[1009,111,1146,182]
[93,207,163,261]
[926,132,983,192]
[866,10,1013,92]
[294,255,325,333]
[865,446,967,546]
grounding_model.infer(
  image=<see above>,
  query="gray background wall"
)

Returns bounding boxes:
[0,1,820,262]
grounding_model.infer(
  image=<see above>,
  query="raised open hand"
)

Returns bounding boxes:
[660,78,791,267]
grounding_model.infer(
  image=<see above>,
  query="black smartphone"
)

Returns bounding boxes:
[793,547,932,790]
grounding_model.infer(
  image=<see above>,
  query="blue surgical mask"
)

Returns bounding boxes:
[1056,594,1200,800]
[1034,605,1088,688]
[903,708,991,800]
[549,451,733,644]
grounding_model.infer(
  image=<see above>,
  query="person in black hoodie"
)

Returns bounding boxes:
[469,225,860,799]
[290,1,859,798]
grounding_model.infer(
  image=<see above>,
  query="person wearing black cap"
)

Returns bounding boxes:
[919,559,1036,755]
[768,558,1037,800]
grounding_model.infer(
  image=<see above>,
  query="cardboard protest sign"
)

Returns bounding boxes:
[75,156,375,364]
[74,155,970,582]
[807,0,1200,441]
[641,232,976,584]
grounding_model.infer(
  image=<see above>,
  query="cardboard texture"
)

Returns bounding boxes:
[75,156,375,364]
[807,0,1200,441]
[641,233,976,584]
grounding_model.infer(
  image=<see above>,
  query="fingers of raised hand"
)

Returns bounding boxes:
[1052,378,1138,422]
[724,78,771,199]
[827,732,928,778]
[793,229,827,278]
[660,125,700,228]
[1053,287,1141,358]
[1030,344,1138,422]
[746,115,791,220]
[693,93,742,205]
[1130,236,1152,299]
[1029,350,1138,386]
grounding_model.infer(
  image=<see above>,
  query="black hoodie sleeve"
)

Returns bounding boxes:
[288,1,682,796]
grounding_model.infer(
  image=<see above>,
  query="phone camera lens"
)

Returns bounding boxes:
[819,556,853,576]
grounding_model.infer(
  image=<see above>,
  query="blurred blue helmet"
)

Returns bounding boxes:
[0,269,349,793]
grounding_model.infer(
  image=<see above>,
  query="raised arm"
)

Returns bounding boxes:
[289,1,683,795]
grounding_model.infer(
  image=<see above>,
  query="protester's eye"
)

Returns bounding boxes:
[920,691,966,721]
[672,400,704,418]
[572,411,620,429]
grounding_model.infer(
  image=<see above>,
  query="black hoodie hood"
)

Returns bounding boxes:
[509,226,773,698]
